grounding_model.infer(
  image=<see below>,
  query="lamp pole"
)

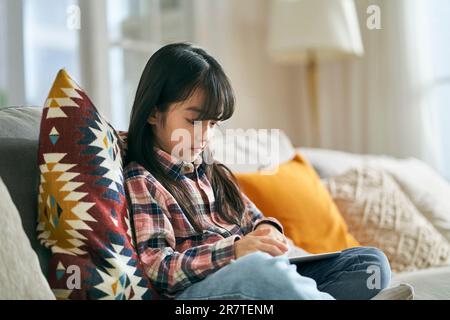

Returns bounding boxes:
[306,50,320,147]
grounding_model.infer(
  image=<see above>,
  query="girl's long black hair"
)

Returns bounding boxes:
[126,42,245,233]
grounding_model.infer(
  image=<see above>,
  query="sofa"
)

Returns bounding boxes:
[1,106,449,300]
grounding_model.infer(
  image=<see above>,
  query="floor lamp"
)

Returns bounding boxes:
[267,0,364,147]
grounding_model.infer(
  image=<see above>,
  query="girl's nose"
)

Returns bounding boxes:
[203,122,215,144]
[194,122,211,144]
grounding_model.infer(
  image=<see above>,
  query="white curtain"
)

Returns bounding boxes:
[311,0,441,169]
[0,0,26,107]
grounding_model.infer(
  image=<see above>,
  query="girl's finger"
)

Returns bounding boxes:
[251,228,271,236]
[279,236,289,245]
[257,243,284,257]
[259,237,289,252]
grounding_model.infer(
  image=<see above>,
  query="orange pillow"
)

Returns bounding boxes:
[235,153,360,253]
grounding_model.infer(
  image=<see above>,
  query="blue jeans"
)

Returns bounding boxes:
[175,246,392,300]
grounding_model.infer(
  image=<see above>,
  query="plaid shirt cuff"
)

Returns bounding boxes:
[253,217,284,234]
[211,234,241,268]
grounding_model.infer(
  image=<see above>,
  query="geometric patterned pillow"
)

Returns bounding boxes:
[37,69,157,299]
[323,166,450,273]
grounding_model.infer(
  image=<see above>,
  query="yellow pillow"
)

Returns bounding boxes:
[235,153,360,253]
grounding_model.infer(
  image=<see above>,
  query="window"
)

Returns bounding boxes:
[23,0,80,106]
[422,0,450,180]
[106,0,194,130]
[0,0,26,108]
[0,0,194,128]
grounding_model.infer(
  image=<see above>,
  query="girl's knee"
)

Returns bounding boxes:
[231,252,298,288]
[231,252,330,299]
[233,252,291,277]
[234,251,274,264]
[349,246,392,289]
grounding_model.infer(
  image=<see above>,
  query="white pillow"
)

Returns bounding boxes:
[212,129,295,173]
[298,147,365,178]
[299,148,450,243]
[366,156,450,243]
[323,167,450,272]
[0,178,55,299]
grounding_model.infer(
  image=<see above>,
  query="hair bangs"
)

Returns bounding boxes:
[196,68,235,122]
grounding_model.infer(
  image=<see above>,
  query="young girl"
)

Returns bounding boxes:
[123,42,392,300]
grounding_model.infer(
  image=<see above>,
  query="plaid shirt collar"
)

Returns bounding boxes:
[154,146,205,180]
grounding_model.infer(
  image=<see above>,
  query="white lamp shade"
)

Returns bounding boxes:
[268,0,364,63]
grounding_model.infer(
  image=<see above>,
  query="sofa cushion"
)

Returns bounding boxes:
[0,138,51,277]
[0,107,50,275]
[37,69,156,299]
[323,167,450,272]
[391,265,450,300]
[235,153,360,253]
[0,106,43,140]
[0,177,55,299]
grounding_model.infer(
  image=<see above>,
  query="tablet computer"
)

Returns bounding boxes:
[288,251,342,264]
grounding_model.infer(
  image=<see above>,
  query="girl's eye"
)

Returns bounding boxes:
[186,119,218,127]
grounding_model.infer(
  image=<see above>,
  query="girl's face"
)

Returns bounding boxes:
[148,88,218,163]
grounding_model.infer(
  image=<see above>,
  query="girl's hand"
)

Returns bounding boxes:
[254,223,288,247]
[234,228,289,259]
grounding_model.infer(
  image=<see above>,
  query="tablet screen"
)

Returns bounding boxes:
[288,251,342,264]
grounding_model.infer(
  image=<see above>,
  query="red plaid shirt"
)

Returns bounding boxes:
[124,147,283,299]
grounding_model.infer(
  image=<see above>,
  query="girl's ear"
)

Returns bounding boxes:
[147,110,160,125]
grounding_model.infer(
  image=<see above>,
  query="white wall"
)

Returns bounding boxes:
[193,0,309,148]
